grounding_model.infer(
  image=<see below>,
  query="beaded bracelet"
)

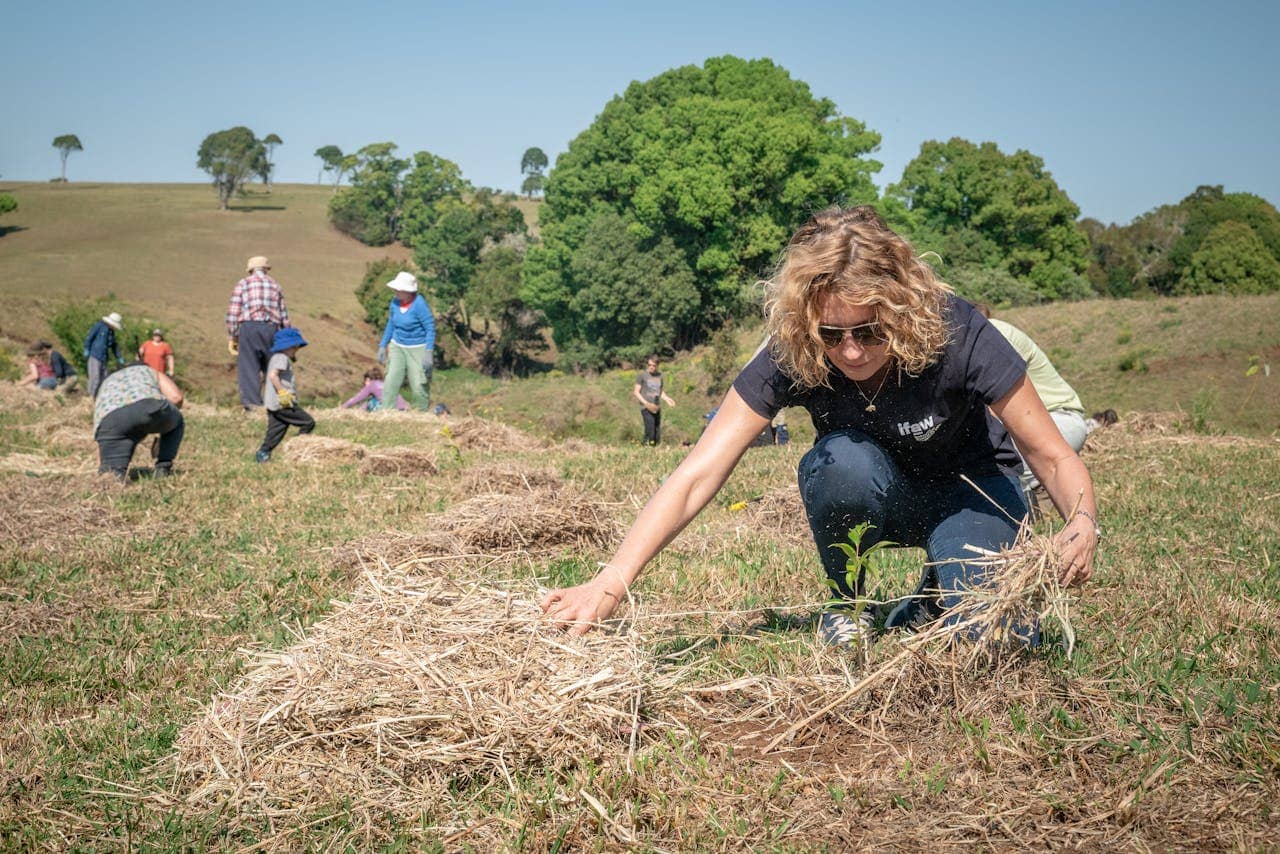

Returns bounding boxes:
[1073,509,1102,539]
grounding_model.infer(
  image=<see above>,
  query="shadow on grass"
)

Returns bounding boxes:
[227,204,287,212]
[0,225,28,238]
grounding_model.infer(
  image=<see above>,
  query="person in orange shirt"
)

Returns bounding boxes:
[138,329,175,376]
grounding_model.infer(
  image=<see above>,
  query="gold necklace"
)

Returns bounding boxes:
[853,367,890,412]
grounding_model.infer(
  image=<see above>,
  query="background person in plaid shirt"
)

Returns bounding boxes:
[226,255,291,409]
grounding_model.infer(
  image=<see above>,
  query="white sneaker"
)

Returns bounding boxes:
[817,609,874,648]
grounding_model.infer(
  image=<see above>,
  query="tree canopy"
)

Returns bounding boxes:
[520,147,548,199]
[520,147,548,176]
[0,193,16,217]
[197,127,267,210]
[52,134,83,182]
[522,55,883,367]
[1178,220,1280,295]
[327,143,407,245]
[314,145,344,185]
[1083,185,1280,296]
[261,133,282,190]
[888,138,1090,301]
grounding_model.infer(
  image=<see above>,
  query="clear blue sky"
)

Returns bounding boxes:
[2,0,1276,225]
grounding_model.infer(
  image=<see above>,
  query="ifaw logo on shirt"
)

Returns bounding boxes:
[897,415,943,442]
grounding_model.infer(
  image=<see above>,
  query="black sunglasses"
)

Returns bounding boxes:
[817,322,886,348]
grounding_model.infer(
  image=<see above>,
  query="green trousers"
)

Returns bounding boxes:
[384,342,430,411]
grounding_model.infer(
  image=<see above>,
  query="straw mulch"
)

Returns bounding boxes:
[277,435,438,476]
[443,417,548,452]
[456,462,562,495]
[277,435,368,464]
[314,407,441,423]
[651,521,1278,848]
[359,448,438,476]
[332,487,621,571]
[0,383,83,411]
[174,567,656,832]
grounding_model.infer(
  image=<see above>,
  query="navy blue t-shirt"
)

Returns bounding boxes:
[733,296,1027,481]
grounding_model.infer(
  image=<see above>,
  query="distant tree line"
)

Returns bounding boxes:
[185,55,1278,373]
[1082,185,1280,296]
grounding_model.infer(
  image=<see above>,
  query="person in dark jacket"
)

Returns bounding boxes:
[83,312,123,398]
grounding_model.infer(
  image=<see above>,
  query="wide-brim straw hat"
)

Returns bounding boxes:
[103,312,123,331]
[246,255,271,273]
[385,271,418,293]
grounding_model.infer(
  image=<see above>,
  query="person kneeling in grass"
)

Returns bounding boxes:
[256,328,314,463]
[542,206,1099,647]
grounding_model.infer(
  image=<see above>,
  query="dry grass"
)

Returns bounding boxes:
[174,566,652,844]
[0,473,124,554]
[735,483,810,545]
[2,395,1277,849]
[359,448,438,476]
[456,462,562,495]
[0,452,97,476]
[277,434,439,476]
[332,487,621,571]
[443,416,548,452]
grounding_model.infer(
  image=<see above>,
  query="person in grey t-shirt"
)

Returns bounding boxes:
[256,327,315,463]
[632,355,676,445]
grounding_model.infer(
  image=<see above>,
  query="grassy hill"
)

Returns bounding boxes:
[0,182,412,400]
[1,181,1275,437]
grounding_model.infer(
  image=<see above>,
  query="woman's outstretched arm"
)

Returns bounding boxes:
[541,387,771,635]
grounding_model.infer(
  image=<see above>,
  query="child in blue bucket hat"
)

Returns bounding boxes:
[256,327,315,463]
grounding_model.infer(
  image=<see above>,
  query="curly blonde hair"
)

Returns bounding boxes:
[763,206,953,388]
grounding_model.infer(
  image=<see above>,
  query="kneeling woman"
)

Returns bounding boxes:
[94,362,185,479]
[542,206,1098,642]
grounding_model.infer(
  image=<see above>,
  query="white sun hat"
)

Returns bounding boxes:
[102,312,123,330]
[385,271,418,293]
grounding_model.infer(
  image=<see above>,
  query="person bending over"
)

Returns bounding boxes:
[542,206,1099,646]
[94,362,184,479]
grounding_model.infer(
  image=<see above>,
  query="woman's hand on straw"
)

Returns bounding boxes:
[540,581,621,636]
[1054,513,1098,586]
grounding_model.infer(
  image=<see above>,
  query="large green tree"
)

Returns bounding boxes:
[197,127,267,209]
[1167,185,1280,275]
[888,138,1090,300]
[52,134,83,182]
[1178,220,1280,295]
[327,143,408,245]
[523,55,883,366]
[0,193,15,217]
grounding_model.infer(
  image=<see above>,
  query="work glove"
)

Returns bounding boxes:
[116,357,126,367]
[422,350,434,373]
[277,389,296,409]
[82,351,89,360]
[228,339,239,356]
[376,346,387,365]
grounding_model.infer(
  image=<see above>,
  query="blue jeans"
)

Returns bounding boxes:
[798,429,1030,637]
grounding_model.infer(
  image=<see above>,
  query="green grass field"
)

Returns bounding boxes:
[1,183,1278,848]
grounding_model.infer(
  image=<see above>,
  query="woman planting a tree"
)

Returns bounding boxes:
[542,206,1099,645]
